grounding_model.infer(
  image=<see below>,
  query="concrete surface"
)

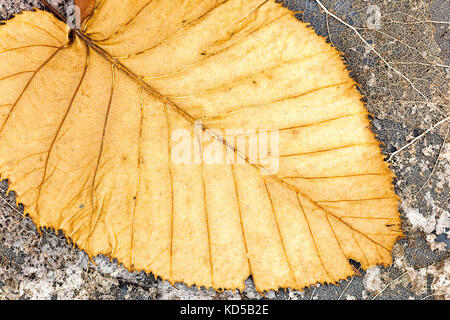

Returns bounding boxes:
[0,0,448,300]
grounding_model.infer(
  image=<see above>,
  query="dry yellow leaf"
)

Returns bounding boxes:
[0,0,403,292]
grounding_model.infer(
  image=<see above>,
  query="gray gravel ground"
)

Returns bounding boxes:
[0,0,448,300]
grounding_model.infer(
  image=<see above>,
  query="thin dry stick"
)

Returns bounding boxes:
[401,20,450,25]
[314,0,429,101]
[337,276,354,300]
[387,117,449,162]
[421,293,438,300]
[0,193,22,216]
[415,125,449,196]
[372,260,445,300]
[371,271,409,300]
[310,286,317,300]
[337,264,361,300]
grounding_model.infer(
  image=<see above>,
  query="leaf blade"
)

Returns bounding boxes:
[0,0,403,292]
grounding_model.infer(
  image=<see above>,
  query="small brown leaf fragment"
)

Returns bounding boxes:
[75,0,95,22]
